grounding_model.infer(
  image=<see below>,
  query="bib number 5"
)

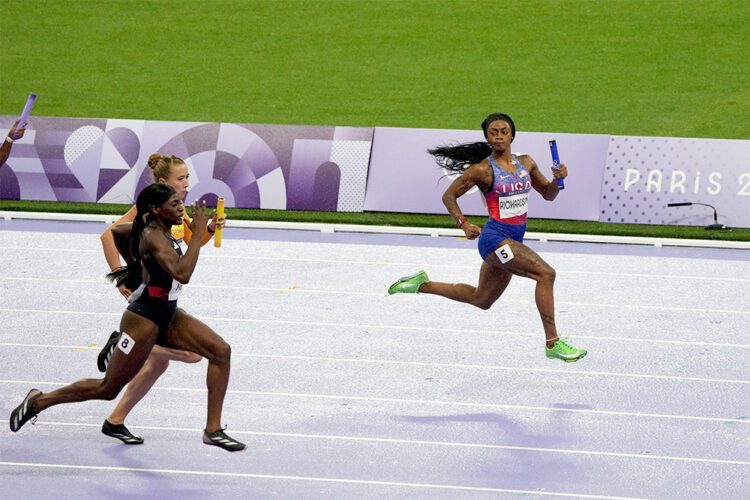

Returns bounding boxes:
[495,244,515,264]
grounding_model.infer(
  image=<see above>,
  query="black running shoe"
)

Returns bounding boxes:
[9,389,42,432]
[203,428,246,452]
[102,419,144,445]
[97,331,121,372]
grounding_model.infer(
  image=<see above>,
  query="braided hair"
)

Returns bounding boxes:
[107,183,177,290]
[428,113,516,173]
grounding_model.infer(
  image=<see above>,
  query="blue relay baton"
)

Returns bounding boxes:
[14,93,37,139]
[548,140,565,190]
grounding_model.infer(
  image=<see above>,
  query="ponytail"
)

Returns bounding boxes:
[428,113,516,173]
[428,142,492,173]
[106,206,148,290]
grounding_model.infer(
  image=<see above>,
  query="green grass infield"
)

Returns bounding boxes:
[2,1,748,139]
[1,200,747,242]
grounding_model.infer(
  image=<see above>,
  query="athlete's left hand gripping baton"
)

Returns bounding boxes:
[214,198,224,248]
[14,93,37,139]
[548,140,565,190]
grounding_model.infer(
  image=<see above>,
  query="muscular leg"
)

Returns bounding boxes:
[487,240,559,346]
[107,346,201,425]
[419,258,514,310]
[160,309,231,433]
[33,311,158,412]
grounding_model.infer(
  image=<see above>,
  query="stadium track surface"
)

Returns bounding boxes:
[1,219,748,499]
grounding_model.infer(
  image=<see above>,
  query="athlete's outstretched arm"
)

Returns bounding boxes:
[111,222,134,264]
[101,206,138,298]
[441,163,489,240]
[101,206,137,270]
[0,121,24,167]
[145,201,208,284]
[522,154,567,201]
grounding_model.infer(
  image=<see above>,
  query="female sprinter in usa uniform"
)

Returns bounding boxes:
[388,113,586,362]
[95,153,221,445]
[9,183,245,451]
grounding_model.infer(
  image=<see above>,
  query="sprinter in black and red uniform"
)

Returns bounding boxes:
[124,224,184,335]
[9,183,245,452]
[97,153,220,445]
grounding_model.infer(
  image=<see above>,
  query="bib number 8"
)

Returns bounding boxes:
[117,332,135,355]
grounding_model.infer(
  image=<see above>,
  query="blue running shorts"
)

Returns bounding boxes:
[477,218,526,260]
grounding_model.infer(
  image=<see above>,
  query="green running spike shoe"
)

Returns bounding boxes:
[545,338,587,363]
[388,271,429,295]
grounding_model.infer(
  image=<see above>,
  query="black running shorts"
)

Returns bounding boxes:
[126,299,177,339]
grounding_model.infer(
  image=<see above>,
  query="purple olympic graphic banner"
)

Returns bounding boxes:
[601,136,750,228]
[3,114,746,228]
[0,116,373,212]
[364,127,610,221]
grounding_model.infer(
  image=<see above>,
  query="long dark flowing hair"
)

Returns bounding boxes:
[428,113,516,173]
[107,183,177,290]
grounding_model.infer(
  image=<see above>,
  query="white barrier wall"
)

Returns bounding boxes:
[601,136,749,227]
[364,127,609,221]
[2,115,748,228]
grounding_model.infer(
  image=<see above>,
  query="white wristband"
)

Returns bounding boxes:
[4,136,13,144]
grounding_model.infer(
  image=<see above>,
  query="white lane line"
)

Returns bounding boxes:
[2,380,746,425]
[0,307,746,348]
[31,421,750,467]
[4,277,109,285]
[197,285,750,317]
[0,246,101,254]
[233,353,750,385]
[2,279,748,313]
[1,343,744,385]
[563,270,750,283]
[557,301,748,315]
[0,462,648,499]
[0,308,120,318]
[0,276,387,297]
[207,256,750,283]
[167,389,750,425]
[2,251,748,283]
[1,277,383,297]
